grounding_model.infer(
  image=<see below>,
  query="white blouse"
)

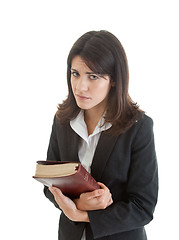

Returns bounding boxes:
[70,110,111,240]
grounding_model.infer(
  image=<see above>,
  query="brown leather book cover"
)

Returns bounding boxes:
[33,161,100,198]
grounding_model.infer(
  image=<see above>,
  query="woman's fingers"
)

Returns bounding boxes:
[96,182,113,208]
[107,194,113,207]
[81,188,104,200]
[49,182,113,212]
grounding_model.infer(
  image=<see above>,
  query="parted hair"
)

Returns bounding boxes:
[56,30,144,135]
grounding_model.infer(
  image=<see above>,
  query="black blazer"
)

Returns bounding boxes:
[44,114,158,240]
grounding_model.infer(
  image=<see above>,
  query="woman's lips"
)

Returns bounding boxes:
[76,94,91,100]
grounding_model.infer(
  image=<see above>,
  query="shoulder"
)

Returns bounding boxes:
[115,114,154,146]
[135,114,154,136]
[118,114,154,137]
[53,113,79,140]
[53,114,71,132]
[129,114,155,150]
[135,113,153,128]
[105,114,154,147]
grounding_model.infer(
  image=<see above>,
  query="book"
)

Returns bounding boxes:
[33,161,100,198]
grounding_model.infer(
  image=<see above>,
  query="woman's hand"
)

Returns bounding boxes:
[49,187,89,222]
[74,182,113,211]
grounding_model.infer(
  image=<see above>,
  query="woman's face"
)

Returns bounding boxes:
[71,56,111,113]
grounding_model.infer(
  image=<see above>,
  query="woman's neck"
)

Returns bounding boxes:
[84,108,105,136]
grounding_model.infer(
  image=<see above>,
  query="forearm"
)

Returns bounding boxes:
[88,196,156,239]
[72,210,89,222]
[48,187,90,222]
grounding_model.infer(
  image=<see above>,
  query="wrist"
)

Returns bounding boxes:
[73,198,86,211]
[74,210,89,222]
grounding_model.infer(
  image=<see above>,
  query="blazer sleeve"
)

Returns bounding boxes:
[43,115,61,209]
[88,116,158,239]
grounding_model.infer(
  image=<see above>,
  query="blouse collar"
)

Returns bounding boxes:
[70,110,112,142]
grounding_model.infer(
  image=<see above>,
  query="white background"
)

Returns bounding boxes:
[0,0,178,239]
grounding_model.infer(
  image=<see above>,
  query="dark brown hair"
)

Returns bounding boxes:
[56,30,144,135]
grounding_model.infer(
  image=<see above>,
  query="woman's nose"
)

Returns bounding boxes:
[76,77,88,92]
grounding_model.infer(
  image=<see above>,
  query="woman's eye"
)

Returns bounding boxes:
[89,75,99,80]
[71,71,79,77]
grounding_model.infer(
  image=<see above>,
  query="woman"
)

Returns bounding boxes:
[44,30,158,240]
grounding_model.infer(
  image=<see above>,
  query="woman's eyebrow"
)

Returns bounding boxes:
[85,72,94,75]
[71,68,78,72]
[71,68,96,75]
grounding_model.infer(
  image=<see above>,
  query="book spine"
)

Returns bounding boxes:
[78,164,100,190]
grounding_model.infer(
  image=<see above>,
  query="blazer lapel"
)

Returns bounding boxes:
[91,131,118,181]
[62,124,80,163]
